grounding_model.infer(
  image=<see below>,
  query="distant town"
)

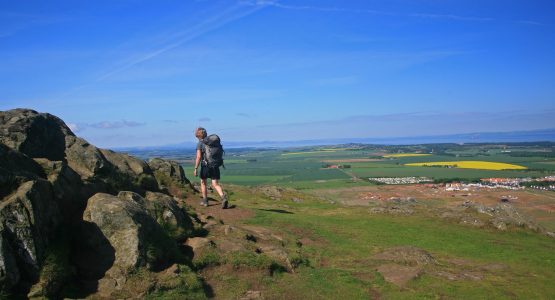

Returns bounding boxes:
[368,176,555,191]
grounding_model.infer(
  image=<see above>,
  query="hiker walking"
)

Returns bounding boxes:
[193,127,228,208]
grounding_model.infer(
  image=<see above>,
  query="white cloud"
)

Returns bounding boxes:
[89,120,145,129]
[69,120,147,131]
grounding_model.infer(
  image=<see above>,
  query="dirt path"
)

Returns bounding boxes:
[187,195,254,224]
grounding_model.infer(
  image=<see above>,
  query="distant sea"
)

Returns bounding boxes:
[115,128,555,151]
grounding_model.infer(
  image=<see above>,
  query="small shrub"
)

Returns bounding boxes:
[228,251,274,270]
[193,248,222,270]
[144,227,186,270]
[146,265,207,299]
[289,254,310,269]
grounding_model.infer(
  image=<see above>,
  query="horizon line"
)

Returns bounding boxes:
[112,127,555,150]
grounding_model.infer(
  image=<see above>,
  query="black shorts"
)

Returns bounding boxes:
[200,165,220,180]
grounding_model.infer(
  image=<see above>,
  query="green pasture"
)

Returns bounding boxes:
[225,194,555,299]
[182,145,555,187]
[220,175,287,185]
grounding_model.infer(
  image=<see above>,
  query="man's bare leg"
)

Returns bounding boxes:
[200,178,208,206]
[211,179,224,197]
[212,179,228,208]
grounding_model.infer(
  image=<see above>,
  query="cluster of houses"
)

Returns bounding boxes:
[446,177,555,191]
[480,177,530,188]
[324,164,351,169]
[529,176,555,191]
[367,176,555,191]
[445,182,524,191]
[527,184,555,191]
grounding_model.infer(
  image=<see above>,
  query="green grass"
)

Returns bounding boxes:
[279,179,374,190]
[236,199,555,299]
[276,168,351,182]
[222,175,288,185]
[145,265,206,299]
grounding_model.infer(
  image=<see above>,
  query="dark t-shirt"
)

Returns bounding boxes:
[196,141,205,161]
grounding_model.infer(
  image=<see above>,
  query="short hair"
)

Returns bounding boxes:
[195,127,207,139]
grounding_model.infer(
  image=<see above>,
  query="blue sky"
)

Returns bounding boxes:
[1,0,554,148]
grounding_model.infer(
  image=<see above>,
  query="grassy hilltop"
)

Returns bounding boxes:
[127,143,555,299]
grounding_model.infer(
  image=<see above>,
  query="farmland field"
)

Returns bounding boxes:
[130,143,555,187]
[405,161,528,170]
[383,153,431,158]
[130,142,555,299]
[158,143,555,187]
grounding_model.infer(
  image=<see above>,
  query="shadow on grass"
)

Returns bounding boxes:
[257,209,294,214]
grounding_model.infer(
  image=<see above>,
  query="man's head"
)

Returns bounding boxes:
[195,127,207,140]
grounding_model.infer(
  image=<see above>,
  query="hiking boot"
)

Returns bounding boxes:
[200,199,208,207]
[221,195,229,209]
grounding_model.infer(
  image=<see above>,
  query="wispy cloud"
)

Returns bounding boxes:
[198,117,211,122]
[517,20,545,26]
[236,112,255,118]
[406,12,493,22]
[89,120,146,129]
[243,1,494,22]
[95,4,263,82]
[245,1,548,26]
[0,11,70,39]
[52,2,265,100]
[69,120,146,132]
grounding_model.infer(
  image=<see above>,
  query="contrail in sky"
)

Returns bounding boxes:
[244,0,548,25]
[55,2,263,99]
[96,4,263,81]
[242,0,495,22]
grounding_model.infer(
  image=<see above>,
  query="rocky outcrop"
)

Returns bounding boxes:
[83,193,150,275]
[101,149,159,191]
[33,159,85,223]
[81,192,184,296]
[64,136,111,180]
[148,158,194,197]
[148,158,190,186]
[0,109,73,161]
[0,180,60,290]
[0,108,200,297]
[442,201,548,235]
[144,191,194,238]
[0,144,44,199]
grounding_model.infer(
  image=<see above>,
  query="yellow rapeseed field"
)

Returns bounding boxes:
[405,161,527,170]
[383,153,432,158]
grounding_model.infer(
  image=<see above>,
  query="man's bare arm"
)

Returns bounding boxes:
[194,149,202,176]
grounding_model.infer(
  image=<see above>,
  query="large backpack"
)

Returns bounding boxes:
[202,134,225,168]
